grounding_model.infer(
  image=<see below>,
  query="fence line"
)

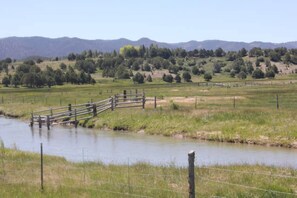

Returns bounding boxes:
[200,177,297,196]
[89,180,188,195]
[61,185,154,198]
[199,167,297,179]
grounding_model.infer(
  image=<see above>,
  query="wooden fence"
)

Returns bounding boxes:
[30,91,156,129]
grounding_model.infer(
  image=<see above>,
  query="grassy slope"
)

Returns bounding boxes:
[0,148,296,197]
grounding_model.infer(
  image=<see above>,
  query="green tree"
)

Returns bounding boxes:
[204,73,212,81]
[11,73,21,87]
[237,71,247,79]
[2,76,10,87]
[265,70,275,78]
[214,48,225,57]
[59,63,67,70]
[192,66,200,75]
[163,74,173,83]
[147,74,152,82]
[175,74,181,83]
[252,68,265,79]
[68,53,76,61]
[132,72,144,84]
[246,61,254,74]
[182,71,192,82]
[283,52,291,65]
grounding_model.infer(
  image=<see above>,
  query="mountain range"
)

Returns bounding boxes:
[0,36,297,59]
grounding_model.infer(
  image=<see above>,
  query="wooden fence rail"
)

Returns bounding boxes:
[30,90,157,129]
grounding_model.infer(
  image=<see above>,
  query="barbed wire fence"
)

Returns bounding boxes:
[0,141,297,197]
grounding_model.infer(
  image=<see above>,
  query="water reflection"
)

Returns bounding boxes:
[0,116,297,168]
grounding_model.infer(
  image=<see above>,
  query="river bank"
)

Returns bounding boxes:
[1,105,297,149]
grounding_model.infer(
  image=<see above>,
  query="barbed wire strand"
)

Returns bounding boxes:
[200,177,297,196]
[199,167,297,179]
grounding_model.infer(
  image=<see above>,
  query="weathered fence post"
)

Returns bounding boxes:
[68,104,72,116]
[154,96,157,109]
[50,108,53,116]
[38,115,42,129]
[142,92,145,109]
[92,103,97,117]
[46,115,50,130]
[188,150,195,198]
[111,97,114,111]
[40,143,44,191]
[114,95,118,107]
[276,94,279,109]
[30,113,34,127]
[123,90,127,102]
[74,109,78,128]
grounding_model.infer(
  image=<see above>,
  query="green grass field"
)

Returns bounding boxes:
[0,148,296,197]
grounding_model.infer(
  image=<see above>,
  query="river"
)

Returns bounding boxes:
[0,116,296,168]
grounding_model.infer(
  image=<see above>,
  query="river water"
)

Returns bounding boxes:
[0,116,296,168]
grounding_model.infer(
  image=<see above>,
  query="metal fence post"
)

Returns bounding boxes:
[40,143,44,191]
[188,150,195,198]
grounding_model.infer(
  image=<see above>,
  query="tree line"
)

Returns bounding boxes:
[1,60,95,88]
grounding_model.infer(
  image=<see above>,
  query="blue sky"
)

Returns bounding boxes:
[0,0,295,43]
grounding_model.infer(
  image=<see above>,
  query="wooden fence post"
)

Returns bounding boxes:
[46,115,50,130]
[92,103,97,117]
[74,109,78,128]
[111,97,114,111]
[40,143,44,191]
[50,108,53,116]
[30,113,34,127]
[188,150,195,198]
[142,92,145,109]
[38,115,42,129]
[154,96,157,109]
[115,95,118,107]
[68,104,72,116]
[123,90,127,102]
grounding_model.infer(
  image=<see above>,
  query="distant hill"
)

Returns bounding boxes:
[0,36,297,59]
